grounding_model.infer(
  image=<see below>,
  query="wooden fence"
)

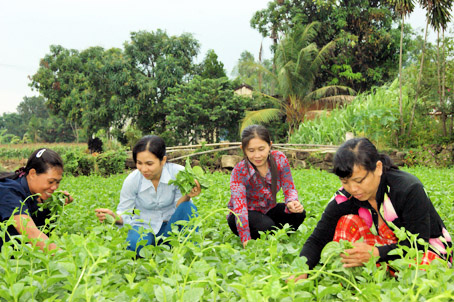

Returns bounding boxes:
[166,142,338,162]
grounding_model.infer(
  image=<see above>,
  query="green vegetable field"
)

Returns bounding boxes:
[1,167,454,301]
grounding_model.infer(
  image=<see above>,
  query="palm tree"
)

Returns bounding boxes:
[240,22,355,135]
[388,0,415,138]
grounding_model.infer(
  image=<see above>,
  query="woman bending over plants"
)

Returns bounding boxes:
[293,137,452,281]
[95,135,201,255]
[228,125,306,248]
[0,148,73,252]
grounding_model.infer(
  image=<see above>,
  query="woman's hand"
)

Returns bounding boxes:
[95,208,122,225]
[286,273,308,283]
[341,242,379,267]
[287,200,304,213]
[187,179,202,198]
[242,240,249,248]
[61,190,74,205]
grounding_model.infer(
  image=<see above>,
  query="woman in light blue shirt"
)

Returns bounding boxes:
[95,135,200,254]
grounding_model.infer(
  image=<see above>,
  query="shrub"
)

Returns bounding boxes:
[95,150,128,176]
[403,145,453,168]
[289,80,439,149]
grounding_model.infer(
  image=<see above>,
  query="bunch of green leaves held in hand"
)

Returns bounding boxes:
[37,190,70,218]
[169,158,209,195]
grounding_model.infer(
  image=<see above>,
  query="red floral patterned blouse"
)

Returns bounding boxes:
[228,150,299,243]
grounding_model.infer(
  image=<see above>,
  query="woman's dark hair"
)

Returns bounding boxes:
[241,125,278,202]
[0,148,64,181]
[333,137,397,178]
[132,135,166,163]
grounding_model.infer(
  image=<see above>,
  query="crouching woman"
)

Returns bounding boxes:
[293,138,452,281]
[95,135,200,255]
[0,148,73,252]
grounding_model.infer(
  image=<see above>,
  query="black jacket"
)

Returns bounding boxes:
[300,168,451,269]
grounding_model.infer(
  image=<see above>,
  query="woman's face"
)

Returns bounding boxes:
[136,151,166,181]
[243,137,271,169]
[27,167,63,201]
[340,162,382,202]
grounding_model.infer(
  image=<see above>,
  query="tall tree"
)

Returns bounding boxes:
[429,0,453,136]
[30,45,83,139]
[165,76,251,144]
[30,45,137,138]
[388,0,415,138]
[124,30,200,134]
[251,0,404,92]
[232,50,275,95]
[197,49,226,79]
[408,0,452,137]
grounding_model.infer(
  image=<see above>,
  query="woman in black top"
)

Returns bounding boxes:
[295,138,452,280]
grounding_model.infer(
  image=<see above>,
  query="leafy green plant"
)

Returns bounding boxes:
[289,80,439,148]
[0,166,452,300]
[169,158,210,195]
[95,149,128,176]
[35,190,72,229]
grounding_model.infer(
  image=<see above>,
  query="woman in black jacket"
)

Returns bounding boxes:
[295,138,452,280]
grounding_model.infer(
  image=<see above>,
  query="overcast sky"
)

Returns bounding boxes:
[0,0,430,115]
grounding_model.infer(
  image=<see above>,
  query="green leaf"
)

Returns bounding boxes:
[105,214,115,224]
[154,285,174,302]
[182,287,204,301]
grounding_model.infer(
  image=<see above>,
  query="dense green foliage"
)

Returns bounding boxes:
[123,30,200,135]
[240,22,355,134]
[30,45,137,138]
[0,167,453,300]
[0,96,77,143]
[250,0,409,92]
[27,30,252,144]
[196,49,227,79]
[231,50,276,96]
[0,144,86,161]
[165,76,252,144]
[289,80,439,148]
[0,144,127,177]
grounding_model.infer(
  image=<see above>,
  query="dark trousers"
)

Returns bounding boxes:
[228,203,306,239]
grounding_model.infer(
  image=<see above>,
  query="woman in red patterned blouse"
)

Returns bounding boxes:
[227,125,306,247]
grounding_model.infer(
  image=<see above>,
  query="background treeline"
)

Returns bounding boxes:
[0,0,453,150]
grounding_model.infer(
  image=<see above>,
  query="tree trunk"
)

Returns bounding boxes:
[70,122,79,143]
[398,16,405,137]
[258,41,263,93]
[408,19,429,136]
[442,29,447,137]
[437,30,447,136]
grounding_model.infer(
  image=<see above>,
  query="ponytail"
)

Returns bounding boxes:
[268,152,278,203]
[379,153,398,172]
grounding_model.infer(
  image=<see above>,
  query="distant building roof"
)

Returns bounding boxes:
[234,83,253,91]
[234,83,254,98]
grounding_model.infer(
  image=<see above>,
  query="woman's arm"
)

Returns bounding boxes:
[230,167,251,245]
[300,200,347,269]
[377,183,431,261]
[115,172,140,226]
[275,152,300,211]
[13,214,57,251]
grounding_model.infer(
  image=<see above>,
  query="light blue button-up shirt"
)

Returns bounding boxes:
[117,162,191,233]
